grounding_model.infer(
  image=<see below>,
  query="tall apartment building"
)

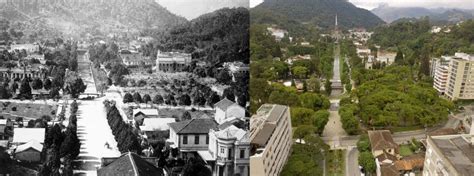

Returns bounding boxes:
[431,53,474,100]
[422,117,474,175]
[431,56,452,94]
[250,104,292,176]
[445,53,474,100]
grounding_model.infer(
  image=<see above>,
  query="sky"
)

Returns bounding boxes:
[250,0,474,10]
[156,0,249,20]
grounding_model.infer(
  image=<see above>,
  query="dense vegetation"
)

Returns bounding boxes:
[251,0,385,30]
[40,101,80,175]
[103,100,141,154]
[346,66,454,131]
[370,19,474,57]
[280,135,329,176]
[153,7,249,66]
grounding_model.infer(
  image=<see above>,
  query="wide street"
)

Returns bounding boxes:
[72,51,121,175]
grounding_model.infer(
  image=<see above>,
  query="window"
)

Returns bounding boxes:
[228,148,232,159]
[206,135,209,144]
[221,148,224,153]
[240,149,245,158]
[195,135,200,144]
[183,135,188,144]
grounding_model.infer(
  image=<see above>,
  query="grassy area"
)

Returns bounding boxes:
[326,149,345,176]
[0,102,57,120]
[399,145,414,157]
[391,125,424,133]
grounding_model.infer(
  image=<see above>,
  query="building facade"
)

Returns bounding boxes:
[155,50,191,72]
[432,56,452,94]
[250,104,292,176]
[442,53,474,100]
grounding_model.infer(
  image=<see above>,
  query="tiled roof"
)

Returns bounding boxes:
[380,164,399,176]
[395,154,425,171]
[133,109,159,117]
[376,151,398,163]
[168,118,217,134]
[215,98,235,111]
[97,152,163,176]
[15,140,43,153]
[368,130,398,152]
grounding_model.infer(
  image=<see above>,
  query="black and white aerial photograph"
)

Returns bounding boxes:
[0,0,250,175]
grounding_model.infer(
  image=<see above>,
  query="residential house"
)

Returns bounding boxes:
[133,108,159,125]
[9,44,40,54]
[199,118,250,176]
[168,118,218,156]
[140,118,175,144]
[368,130,401,176]
[97,152,163,176]
[214,98,245,124]
[14,139,43,162]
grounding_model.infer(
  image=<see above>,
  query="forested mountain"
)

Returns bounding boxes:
[251,0,385,30]
[0,0,187,38]
[155,7,249,65]
[372,5,474,24]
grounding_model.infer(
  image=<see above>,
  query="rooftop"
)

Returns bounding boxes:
[97,152,163,176]
[12,128,45,144]
[140,118,176,131]
[368,130,399,152]
[168,118,218,134]
[133,109,159,117]
[250,104,288,147]
[215,98,236,111]
[15,139,43,153]
[429,135,474,175]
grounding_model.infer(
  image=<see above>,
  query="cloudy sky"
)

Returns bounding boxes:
[156,0,248,20]
[250,0,474,10]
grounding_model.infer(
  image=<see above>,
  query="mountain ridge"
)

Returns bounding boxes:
[251,0,385,30]
[372,5,474,23]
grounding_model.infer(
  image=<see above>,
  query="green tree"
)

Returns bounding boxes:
[394,48,404,65]
[324,79,332,96]
[19,79,32,99]
[307,76,321,93]
[133,92,142,103]
[123,93,133,103]
[357,134,371,152]
[292,66,308,79]
[293,125,316,141]
[359,152,376,174]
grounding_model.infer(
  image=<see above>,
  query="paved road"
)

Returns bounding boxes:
[346,147,361,176]
[73,98,121,175]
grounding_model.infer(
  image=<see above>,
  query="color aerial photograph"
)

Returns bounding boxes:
[249,0,474,176]
[0,0,249,176]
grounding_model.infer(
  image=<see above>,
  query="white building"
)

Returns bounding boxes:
[250,104,292,176]
[168,118,218,155]
[9,44,40,54]
[267,27,288,41]
[422,117,474,175]
[431,56,452,94]
[155,50,192,72]
[214,98,246,124]
[12,128,45,145]
[201,118,249,176]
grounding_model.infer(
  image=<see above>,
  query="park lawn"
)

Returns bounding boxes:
[326,149,345,176]
[399,145,414,157]
[0,102,57,119]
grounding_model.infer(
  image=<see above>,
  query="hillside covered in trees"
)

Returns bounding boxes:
[251,0,385,30]
[153,7,249,66]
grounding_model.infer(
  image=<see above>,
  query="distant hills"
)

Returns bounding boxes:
[251,0,385,30]
[372,5,474,24]
[0,0,187,39]
[156,7,249,65]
